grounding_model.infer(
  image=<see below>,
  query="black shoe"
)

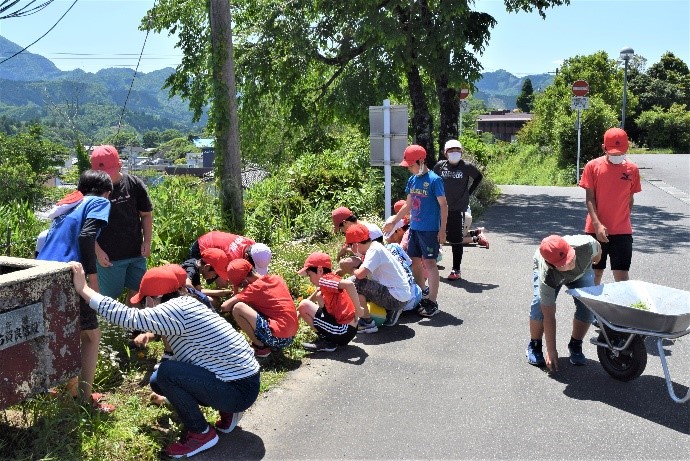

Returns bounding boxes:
[302,338,337,352]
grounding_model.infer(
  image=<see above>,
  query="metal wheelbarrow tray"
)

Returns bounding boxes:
[567,280,690,404]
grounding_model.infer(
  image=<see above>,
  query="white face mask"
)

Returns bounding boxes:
[608,154,626,164]
[447,152,462,164]
[415,162,427,177]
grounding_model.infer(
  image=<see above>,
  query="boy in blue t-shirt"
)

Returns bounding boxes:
[37,169,113,412]
[383,144,447,317]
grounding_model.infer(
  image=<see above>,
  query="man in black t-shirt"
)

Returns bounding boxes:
[91,145,154,304]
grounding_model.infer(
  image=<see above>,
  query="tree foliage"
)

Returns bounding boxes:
[520,51,620,166]
[515,78,534,112]
[637,103,690,151]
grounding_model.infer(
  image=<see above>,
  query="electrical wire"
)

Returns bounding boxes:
[0,0,79,65]
[116,8,155,136]
[0,0,55,18]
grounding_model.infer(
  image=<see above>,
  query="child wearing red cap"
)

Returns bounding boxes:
[70,262,260,458]
[346,223,413,331]
[220,259,298,358]
[579,127,641,286]
[383,144,448,317]
[527,234,601,372]
[297,252,364,352]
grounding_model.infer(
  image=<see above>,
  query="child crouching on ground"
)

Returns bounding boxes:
[297,252,365,352]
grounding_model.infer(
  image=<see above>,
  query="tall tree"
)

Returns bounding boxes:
[516,78,534,112]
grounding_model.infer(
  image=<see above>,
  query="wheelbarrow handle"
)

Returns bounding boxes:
[656,338,690,404]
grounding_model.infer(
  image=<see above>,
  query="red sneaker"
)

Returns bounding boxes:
[477,234,490,249]
[447,270,461,281]
[215,411,243,433]
[165,427,218,458]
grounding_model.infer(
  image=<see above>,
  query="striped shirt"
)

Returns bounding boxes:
[89,293,260,381]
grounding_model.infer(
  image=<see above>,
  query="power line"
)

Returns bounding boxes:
[0,0,79,66]
[0,0,55,19]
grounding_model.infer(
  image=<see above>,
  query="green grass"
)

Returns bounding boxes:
[628,147,676,155]
[486,144,576,186]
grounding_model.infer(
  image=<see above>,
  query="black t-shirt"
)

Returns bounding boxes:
[181,258,202,287]
[96,174,153,261]
[432,160,482,212]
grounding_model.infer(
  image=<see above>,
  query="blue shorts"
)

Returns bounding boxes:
[406,229,440,259]
[255,313,294,350]
[97,256,147,300]
[529,269,595,324]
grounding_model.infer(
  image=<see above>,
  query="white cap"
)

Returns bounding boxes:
[444,139,462,152]
[249,243,272,275]
[383,220,405,240]
[365,223,384,241]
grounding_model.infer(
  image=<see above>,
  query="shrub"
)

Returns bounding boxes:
[637,103,690,152]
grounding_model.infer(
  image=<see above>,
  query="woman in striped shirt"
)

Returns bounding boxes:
[70,262,260,459]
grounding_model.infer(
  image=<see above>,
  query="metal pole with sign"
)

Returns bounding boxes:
[369,101,408,218]
[571,80,590,183]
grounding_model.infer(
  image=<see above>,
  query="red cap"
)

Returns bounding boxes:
[400,145,426,167]
[201,248,229,281]
[345,223,371,244]
[603,128,629,154]
[297,252,332,275]
[332,206,354,231]
[90,145,122,177]
[226,258,254,290]
[539,235,575,267]
[130,266,184,304]
[393,200,406,213]
[160,264,188,286]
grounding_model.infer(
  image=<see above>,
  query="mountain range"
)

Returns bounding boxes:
[0,35,552,133]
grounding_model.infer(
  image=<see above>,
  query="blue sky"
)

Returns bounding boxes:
[0,0,687,75]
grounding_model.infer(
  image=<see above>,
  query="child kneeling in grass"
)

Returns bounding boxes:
[297,252,365,352]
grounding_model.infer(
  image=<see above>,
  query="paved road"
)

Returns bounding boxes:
[205,155,690,460]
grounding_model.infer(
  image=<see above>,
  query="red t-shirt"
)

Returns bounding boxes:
[235,275,298,338]
[198,231,255,261]
[579,156,641,235]
[319,273,355,325]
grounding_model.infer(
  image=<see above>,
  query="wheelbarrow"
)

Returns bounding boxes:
[567,280,690,404]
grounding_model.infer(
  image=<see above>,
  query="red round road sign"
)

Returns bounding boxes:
[572,80,589,97]
[458,88,470,100]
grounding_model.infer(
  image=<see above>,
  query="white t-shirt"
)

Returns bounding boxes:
[361,241,412,302]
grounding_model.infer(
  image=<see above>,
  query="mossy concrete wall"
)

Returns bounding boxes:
[0,256,80,410]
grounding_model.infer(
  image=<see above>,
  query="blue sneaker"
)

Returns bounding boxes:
[568,341,586,366]
[526,340,545,367]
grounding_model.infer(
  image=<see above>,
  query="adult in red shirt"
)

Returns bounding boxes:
[220,259,297,358]
[579,128,642,285]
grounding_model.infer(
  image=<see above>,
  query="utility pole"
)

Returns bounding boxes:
[209,0,244,231]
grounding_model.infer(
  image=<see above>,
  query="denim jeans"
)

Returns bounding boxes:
[150,360,260,433]
[529,269,595,324]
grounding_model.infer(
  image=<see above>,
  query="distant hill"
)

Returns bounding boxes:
[0,36,205,136]
[475,69,554,110]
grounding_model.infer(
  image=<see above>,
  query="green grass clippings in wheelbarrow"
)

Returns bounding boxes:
[567,280,690,404]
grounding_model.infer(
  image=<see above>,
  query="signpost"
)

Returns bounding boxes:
[571,80,590,183]
[369,100,408,218]
[458,88,470,137]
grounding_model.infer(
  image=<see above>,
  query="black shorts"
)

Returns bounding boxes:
[588,233,633,271]
[446,210,465,244]
[80,297,99,331]
[313,307,357,346]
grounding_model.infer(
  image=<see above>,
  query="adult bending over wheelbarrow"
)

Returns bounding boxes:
[526,234,602,371]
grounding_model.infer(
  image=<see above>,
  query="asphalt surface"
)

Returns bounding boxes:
[204,154,690,460]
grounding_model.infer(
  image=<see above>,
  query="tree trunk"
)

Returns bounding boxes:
[407,65,436,168]
[436,74,459,156]
[209,0,244,232]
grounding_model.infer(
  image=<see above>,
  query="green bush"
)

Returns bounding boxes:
[147,175,224,266]
[637,103,690,152]
[0,201,49,258]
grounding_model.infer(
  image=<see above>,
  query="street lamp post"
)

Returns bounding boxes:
[620,46,634,129]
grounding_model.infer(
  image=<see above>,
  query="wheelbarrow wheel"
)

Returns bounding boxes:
[596,332,647,382]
